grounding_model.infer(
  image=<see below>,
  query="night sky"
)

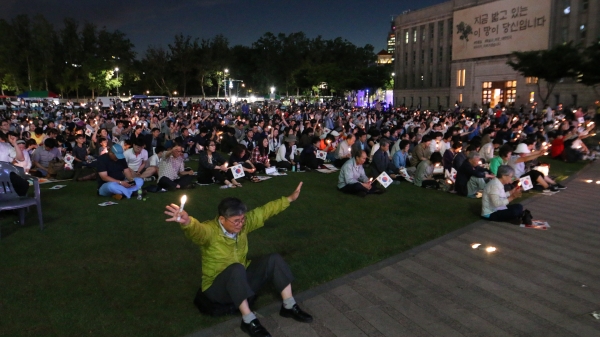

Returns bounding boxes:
[3,0,445,56]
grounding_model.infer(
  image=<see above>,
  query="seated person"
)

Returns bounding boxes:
[229,144,260,183]
[96,144,144,199]
[443,141,462,173]
[124,138,154,180]
[13,139,32,174]
[333,134,354,168]
[409,135,432,168]
[250,137,271,173]
[371,139,400,178]
[299,136,324,170]
[197,140,240,187]
[392,139,414,179]
[511,143,564,192]
[0,132,29,196]
[163,183,312,337]
[147,145,165,179]
[337,149,383,197]
[455,151,495,197]
[481,165,523,224]
[414,151,443,189]
[31,138,63,177]
[479,138,503,163]
[157,145,195,190]
[275,136,297,170]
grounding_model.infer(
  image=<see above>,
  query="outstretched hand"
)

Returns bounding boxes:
[165,203,190,225]
[287,182,303,202]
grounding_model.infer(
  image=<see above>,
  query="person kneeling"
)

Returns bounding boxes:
[481,165,524,224]
[164,182,312,337]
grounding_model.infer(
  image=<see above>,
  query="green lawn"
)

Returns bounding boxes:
[0,155,588,337]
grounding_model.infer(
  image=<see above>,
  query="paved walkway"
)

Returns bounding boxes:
[191,161,600,337]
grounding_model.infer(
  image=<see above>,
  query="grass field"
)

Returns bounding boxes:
[0,155,587,337]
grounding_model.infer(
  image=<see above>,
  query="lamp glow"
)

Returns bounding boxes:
[486,247,497,253]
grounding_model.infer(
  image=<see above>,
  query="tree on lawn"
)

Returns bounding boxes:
[577,39,600,98]
[507,42,580,106]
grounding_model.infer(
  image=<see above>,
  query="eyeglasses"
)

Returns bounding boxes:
[225,216,246,226]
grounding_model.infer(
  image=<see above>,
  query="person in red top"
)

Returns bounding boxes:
[550,131,565,159]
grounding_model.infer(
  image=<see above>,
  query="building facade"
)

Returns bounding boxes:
[393,0,600,110]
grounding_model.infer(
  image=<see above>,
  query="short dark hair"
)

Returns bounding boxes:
[421,135,432,143]
[134,138,145,147]
[218,197,247,217]
[44,138,57,148]
[430,151,443,164]
[399,139,410,150]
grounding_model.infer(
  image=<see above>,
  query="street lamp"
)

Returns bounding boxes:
[173,91,178,96]
[270,86,275,94]
[115,67,119,97]
[366,89,369,108]
[224,68,229,98]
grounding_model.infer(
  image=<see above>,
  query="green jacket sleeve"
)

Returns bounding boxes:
[181,217,214,246]
[244,197,290,233]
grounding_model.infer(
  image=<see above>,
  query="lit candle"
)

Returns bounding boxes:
[471,243,481,249]
[176,195,187,222]
[485,247,497,253]
[586,179,593,183]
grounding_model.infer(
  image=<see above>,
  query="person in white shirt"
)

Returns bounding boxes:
[13,140,31,172]
[124,138,154,180]
[479,138,503,163]
[481,165,523,223]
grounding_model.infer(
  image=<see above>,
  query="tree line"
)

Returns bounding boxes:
[0,14,391,99]
[507,40,600,106]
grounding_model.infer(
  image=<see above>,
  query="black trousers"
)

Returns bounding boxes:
[488,204,523,222]
[158,175,195,191]
[204,253,294,308]
[276,161,292,170]
[197,169,228,184]
[10,172,29,197]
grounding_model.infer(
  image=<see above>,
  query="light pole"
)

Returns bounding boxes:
[224,68,229,98]
[115,67,119,97]
[366,89,369,107]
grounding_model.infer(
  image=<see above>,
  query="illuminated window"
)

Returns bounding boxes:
[482,81,492,88]
[506,80,517,88]
[506,89,516,103]
[413,28,417,42]
[525,77,538,84]
[421,25,426,41]
[482,82,492,104]
[405,30,409,44]
[564,0,571,14]
[459,93,463,103]
[457,69,466,87]
[580,24,586,38]
[529,92,535,103]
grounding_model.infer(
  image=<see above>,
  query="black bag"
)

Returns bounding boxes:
[522,209,533,225]
[193,288,256,316]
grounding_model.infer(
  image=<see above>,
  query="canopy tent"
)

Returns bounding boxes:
[17,91,59,98]
[131,95,148,99]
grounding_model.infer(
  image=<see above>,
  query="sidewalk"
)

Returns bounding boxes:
[191,161,600,337]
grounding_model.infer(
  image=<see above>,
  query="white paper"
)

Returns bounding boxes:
[520,175,533,191]
[230,164,245,179]
[323,164,339,171]
[265,166,277,175]
[49,185,67,190]
[376,172,393,188]
[577,117,585,123]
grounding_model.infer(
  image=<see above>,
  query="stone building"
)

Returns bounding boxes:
[393,0,599,110]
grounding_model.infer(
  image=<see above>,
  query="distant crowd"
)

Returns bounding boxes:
[0,96,598,224]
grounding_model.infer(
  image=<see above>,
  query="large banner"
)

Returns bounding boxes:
[452,0,551,60]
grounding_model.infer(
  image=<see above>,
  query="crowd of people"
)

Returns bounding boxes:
[0,97,597,216]
[2,96,599,337]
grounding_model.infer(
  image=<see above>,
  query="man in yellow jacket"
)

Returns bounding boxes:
[165,182,311,337]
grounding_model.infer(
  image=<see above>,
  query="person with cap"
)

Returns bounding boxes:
[13,139,31,173]
[509,142,564,192]
[96,143,144,200]
[275,134,297,170]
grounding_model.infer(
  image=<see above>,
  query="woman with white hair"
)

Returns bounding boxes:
[481,165,523,224]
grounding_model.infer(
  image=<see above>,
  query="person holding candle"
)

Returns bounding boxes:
[156,145,195,190]
[197,140,240,187]
[481,165,524,224]
[337,149,383,197]
[164,182,312,337]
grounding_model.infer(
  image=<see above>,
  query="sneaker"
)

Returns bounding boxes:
[549,186,560,192]
[112,194,123,200]
[555,183,567,190]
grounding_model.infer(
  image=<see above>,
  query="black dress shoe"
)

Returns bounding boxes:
[279,304,313,323]
[240,318,271,337]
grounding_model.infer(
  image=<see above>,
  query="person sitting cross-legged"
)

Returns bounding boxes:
[481,165,524,224]
[96,144,144,199]
[455,151,495,198]
[157,145,196,191]
[337,149,383,197]
[164,182,313,337]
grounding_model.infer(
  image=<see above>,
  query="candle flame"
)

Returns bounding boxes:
[181,195,187,205]
[486,247,497,253]
[471,243,481,249]
[586,179,593,183]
